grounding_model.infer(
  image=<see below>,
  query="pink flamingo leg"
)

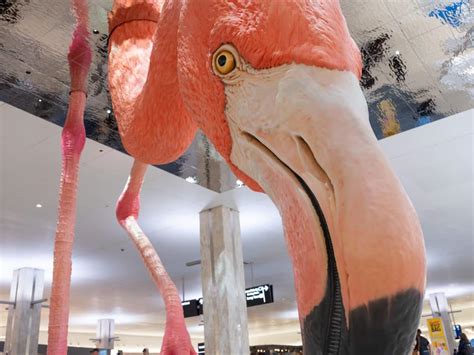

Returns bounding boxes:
[47,1,92,353]
[117,160,196,355]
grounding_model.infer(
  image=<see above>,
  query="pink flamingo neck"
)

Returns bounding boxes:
[117,160,196,354]
[47,91,87,355]
[47,1,91,352]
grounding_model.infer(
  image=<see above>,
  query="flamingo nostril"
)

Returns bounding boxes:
[295,135,335,198]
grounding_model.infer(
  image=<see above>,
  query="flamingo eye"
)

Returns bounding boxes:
[214,50,236,75]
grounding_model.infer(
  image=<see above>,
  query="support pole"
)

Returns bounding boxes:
[4,268,45,355]
[90,319,118,351]
[429,292,455,353]
[199,206,249,355]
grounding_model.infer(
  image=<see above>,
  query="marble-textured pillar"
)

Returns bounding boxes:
[4,268,45,355]
[199,206,249,355]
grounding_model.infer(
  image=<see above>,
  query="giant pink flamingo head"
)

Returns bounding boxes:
[108,0,426,352]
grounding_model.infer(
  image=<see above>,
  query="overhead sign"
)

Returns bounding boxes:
[198,297,204,315]
[182,284,274,318]
[245,284,274,307]
[197,342,205,355]
[427,317,449,354]
[181,299,199,318]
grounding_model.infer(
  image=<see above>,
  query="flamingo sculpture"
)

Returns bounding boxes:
[46,1,194,352]
[47,0,92,353]
[107,0,426,353]
[116,160,196,354]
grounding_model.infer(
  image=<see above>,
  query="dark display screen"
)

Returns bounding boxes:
[181,299,199,318]
[182,284,274,318]
[245,284,274,308]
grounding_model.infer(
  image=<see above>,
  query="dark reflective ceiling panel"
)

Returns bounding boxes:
[1,0,472,192]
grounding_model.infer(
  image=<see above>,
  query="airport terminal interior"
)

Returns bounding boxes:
[0,0,473,354]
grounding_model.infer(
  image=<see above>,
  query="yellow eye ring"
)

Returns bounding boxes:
[214,50,236,75]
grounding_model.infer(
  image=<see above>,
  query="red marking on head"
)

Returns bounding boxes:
[177,0,361,192]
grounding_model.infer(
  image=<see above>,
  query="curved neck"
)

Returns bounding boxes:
[108,0,196,164]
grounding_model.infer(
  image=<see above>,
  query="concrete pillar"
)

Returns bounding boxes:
[195,134,236,192]
[4,268,45,355]
[199,206,249,355]
[429,292,455,353]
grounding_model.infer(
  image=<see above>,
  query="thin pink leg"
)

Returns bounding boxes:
[117,160,196,355]
[47,1,91,353]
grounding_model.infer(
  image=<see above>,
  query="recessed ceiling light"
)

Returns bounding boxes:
[106,109,112,114]
[36,203,42,208]
[185,176,198,184]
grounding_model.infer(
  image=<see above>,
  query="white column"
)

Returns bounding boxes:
[199,206,249,355]
[4,268,45,355]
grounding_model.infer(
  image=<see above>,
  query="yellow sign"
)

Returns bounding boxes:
[427,318,449,354]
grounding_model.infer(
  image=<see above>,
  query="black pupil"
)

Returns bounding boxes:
[218,55,227,67]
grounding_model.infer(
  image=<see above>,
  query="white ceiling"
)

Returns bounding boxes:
[0,102,473,352]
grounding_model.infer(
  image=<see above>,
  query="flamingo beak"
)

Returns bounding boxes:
[223,63,425,352]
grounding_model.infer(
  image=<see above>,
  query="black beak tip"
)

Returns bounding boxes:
[303,288,423,354]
